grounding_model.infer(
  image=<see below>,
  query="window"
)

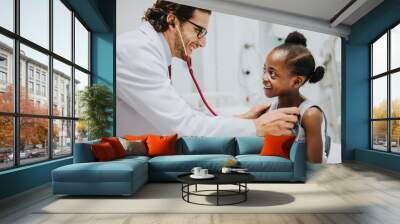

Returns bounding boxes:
[75,18,89,70]
[0,54,7,87]
[0,0,14,32]
[42,85,46,97]
[0,35,13,113]
[0,71,6,85]
[28,67,34,80]
[35,83,40,95]
[53,119,72,158]
[0,0,91,170]
[28,81,34,94]
[41,73,46,83]
[20,117,49,165]
[0,54,7,67]
[74,69,89,142]
[35,70,41,81]
[20,0,49,49]
[391,23,400,69]
[74,69,89,118]
[53,0,72,60]
[0,116,13,170]
[54,85,59,102]
[53,59,72,117]
[371,23,400,154]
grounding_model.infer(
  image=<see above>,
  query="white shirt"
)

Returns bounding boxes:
[269,99,328,163]
[116,22,256,137]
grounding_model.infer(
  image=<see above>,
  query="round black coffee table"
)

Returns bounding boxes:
[177,173,255,206]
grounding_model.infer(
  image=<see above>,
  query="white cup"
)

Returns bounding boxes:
[191,167,202,176]
[221,167,232,174]
[200,169,208,176]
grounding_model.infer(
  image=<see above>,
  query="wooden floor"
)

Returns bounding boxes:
[1,162,400,224]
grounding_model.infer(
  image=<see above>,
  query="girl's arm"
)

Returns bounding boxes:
[301,107,324,163]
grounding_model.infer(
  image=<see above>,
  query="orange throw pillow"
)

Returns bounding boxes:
[259,135,296,159]
[124,135,148,142]
[91,142,117,162]
[101,137,127,158]
[146,134,178,157]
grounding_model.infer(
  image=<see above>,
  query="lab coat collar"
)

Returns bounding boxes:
[158,32,172,66]
[139,22,172,67]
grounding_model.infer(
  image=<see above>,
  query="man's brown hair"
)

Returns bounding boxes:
[143,0,211,32]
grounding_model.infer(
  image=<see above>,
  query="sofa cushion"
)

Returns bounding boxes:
[101,137,127,158]
[113,155,150,165]
[91,142,118,161]
[236,155,293,172]
[235,137,263,155]
[177,137,236,155]
[124,135,148,142]
[119,138,147,156]
[260,135,296,159]
[147,134,178,157]
[52,158,147,183]
[148,154,235,172]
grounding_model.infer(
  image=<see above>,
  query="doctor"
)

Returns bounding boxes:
[117,0,299,137]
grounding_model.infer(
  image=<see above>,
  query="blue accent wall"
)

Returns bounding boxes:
[0,158,72,199]
[91,0,116,136]
[92,32,115,135]
[344,0,400,171]
[0,0,116,200]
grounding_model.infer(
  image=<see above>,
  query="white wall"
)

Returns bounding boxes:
[117,0,154,35]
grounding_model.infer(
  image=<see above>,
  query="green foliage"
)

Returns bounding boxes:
[372,99,400,140]
[79,84,113,140]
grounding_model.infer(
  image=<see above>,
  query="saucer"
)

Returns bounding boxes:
[190,174,215,179]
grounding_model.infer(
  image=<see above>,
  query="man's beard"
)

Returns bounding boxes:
[174,31,187,59]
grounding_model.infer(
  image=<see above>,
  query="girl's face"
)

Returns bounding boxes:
[263,49,304,98]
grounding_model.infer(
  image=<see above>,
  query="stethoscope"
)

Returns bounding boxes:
[175,23,218,116]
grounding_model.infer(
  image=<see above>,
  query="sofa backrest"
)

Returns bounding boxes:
[73,136,263,162]
[73,139,100,163]
[235,137,264,155]
[176,136,236,155]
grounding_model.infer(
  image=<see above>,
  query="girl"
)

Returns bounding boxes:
[263,31,327,163]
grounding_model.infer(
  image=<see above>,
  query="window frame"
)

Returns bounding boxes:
[370,20,400,154]
[0,0,92,171]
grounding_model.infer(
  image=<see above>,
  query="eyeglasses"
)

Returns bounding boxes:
[186,20,208,39]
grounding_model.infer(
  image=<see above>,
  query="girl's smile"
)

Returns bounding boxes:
[262,49,296,98]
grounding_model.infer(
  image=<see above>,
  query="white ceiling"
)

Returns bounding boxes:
[171,0,384,38]
[223,0,352,23]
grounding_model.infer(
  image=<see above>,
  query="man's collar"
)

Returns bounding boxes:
[158,32,172,66]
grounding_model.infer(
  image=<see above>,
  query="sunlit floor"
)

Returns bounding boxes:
[0,162,400,224]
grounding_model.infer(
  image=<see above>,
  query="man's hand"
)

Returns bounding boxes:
[253,107,299,136]
[234,103,271,119]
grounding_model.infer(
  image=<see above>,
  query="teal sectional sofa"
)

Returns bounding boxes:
[52,136,306,196]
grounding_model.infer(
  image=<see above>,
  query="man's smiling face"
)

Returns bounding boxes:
[174,9,209,59]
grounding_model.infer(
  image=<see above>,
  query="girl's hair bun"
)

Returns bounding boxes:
[309,66,325,83]
[285,31,307,47]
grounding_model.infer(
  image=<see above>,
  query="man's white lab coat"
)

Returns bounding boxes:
[116,22,256,137]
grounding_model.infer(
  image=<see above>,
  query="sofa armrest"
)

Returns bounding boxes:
[73,140,100,163]
[289,142,307,181]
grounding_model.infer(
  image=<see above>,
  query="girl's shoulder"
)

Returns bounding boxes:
[299,99,322,117]
[299,99,324,127]
[269,98,324,121]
